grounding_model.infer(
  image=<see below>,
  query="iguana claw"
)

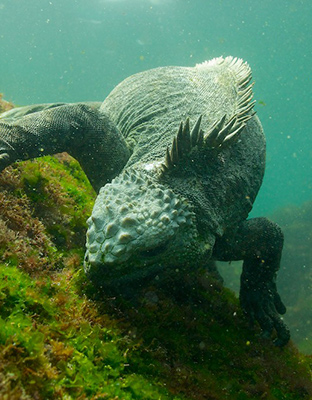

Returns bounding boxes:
[240,278,290,347]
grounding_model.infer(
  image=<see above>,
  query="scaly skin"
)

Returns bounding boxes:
[84,167,206,284]
[0,57,290,346]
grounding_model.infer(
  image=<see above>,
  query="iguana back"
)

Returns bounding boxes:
[101,57,265,234]
[101,57,257,166]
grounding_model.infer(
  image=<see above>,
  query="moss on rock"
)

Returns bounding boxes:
[0,150,311,398]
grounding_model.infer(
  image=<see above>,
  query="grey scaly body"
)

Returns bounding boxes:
[0,56,290,345]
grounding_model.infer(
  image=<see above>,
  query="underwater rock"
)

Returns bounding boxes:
[0,140,311,399]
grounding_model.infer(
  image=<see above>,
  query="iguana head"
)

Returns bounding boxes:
[84,166,207,287]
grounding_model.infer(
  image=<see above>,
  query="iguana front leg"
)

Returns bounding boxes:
[0,103,130,191]
[213,217,290,346]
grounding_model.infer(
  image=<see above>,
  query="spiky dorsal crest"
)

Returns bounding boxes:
[162,116,203,171]
[161,56,255,174]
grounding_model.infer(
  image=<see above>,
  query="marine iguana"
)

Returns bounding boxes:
[0,56,290,346]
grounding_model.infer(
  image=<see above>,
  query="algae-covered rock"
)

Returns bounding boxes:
[0,152,312,399]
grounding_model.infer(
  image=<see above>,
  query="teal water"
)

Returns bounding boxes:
[0,0,311,215]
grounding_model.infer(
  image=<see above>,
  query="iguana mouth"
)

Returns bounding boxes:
[84,251,167,290]
[138,242,169,258]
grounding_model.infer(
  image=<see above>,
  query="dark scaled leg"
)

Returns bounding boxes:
[212,217,290,346]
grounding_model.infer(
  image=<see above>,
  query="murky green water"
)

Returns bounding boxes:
[0,0,311,215]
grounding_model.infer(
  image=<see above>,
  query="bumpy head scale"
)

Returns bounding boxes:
[84,168,197,276]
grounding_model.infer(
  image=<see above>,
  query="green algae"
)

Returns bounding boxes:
[0,153,311,399]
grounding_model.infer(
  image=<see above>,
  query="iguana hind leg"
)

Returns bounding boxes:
[0,102,130,191]
[212,217,290,346]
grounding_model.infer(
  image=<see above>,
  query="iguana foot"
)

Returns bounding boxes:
[213,217,290,346]
[240,273,290,346]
